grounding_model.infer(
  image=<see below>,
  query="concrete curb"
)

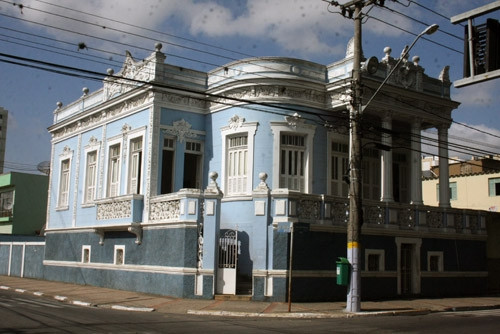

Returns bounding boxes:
[187,308,432,319]
[110,305,155,312]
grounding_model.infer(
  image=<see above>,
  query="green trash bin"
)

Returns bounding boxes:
[336,257,350,286]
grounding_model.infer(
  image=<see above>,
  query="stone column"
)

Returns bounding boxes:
[380,113,394,202]
[410,119,423,205]
[438,124,450,208]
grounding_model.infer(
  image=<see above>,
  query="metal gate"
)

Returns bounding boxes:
[216,230,238,294]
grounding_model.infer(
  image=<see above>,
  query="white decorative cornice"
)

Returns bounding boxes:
[162,119,198,143]
[209,85,326,111]
[51,92,151,141]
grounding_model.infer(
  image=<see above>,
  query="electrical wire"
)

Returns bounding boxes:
[4,1,498,167]
[378,2,463,41]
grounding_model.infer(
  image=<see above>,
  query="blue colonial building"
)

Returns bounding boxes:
[39,41,495,301]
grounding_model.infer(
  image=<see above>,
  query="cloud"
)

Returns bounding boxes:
[452,80,499,109]
[185,0,349,57]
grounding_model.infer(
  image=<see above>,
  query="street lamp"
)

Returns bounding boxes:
[346,21,439,313]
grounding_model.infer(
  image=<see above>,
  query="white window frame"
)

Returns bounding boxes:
[184,140,204,189]
[327,132,350,197]
[365,249,385,272]
[82,139,100,204]
[127,136,144,194]
[82,245,91,263]
[271,121,315,193]
[427,251,443,272]
[226,134,249,195]
[104,137,123,198]
[114,245,125,265]
[123,129,146,195]
[57,146,73,210]
[221,121,258,197]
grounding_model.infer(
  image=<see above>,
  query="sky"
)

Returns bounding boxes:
[1,0,500,174]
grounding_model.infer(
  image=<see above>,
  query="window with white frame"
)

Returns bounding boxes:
[221,118,258,196]
[107,143,121,197]
[84,151,98,203]
[161,137,175,194]
[82,245,91,263]
[114,245,125,265]
[365,249,385,271]
[330,141,349,197]
[427,251,443,272]
[362,147,381,201]
[271,119,315,193]
[183,140,203,189]
[280,133,306,191]
[58,158,71,207]
[128,137,143,194]
[227,134,248,195]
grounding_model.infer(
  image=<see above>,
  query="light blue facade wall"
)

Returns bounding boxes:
[49,108,151,229]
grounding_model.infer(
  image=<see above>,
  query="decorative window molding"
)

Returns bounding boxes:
[271,115,315,193]
[221,116,258,196]
[163,119,198,143]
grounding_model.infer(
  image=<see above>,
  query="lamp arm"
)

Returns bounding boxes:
[361,33,424,113]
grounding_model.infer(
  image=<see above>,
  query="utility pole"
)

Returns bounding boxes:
[347,0,363,313]
[329,0,439,313]
[328,0,370,313]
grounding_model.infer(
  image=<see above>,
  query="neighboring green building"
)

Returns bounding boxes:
[0,172,48,235]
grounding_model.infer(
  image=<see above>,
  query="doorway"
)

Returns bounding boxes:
[396,237,421,296]
[216,230,238,295]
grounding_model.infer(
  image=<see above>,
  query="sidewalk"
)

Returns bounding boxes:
[1,275,500,318]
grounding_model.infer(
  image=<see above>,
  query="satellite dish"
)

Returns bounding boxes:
[37,161,50,175]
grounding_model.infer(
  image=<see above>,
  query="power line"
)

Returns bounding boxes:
[379,2,463,41]
[2,2,499,162]
[2,48,498,166]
